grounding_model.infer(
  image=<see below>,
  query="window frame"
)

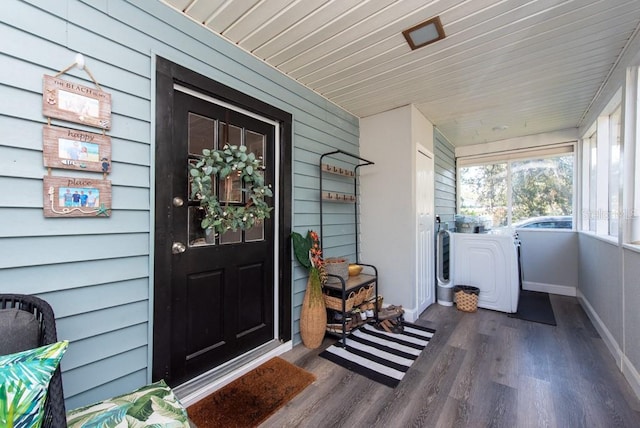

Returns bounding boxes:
[625,66,640,246]
[580,88,622,240]
[609,105,622,237]
[456,145,576,230]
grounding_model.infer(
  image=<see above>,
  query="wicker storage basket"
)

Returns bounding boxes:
[453,285,480,313]
[324,257,349,284]
[323,291,356,312]
[353,287,368,306]
[364,283,375,301]
[373,295,383,311]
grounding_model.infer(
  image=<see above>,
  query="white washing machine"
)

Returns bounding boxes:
[450,231,519,313]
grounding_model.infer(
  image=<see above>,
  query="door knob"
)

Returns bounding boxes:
[172,242,186,254]
[172,197,184,207]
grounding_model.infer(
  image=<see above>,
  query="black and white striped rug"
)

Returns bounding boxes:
[319,322,436,387]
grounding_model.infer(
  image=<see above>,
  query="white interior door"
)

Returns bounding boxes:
[416,146,435,314]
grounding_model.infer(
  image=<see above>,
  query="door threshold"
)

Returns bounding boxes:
[173,339,293,407]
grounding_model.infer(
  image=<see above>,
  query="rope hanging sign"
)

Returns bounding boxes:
[42,54,112,130]
[42,53,112,218]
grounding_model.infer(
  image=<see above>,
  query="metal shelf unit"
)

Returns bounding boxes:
[319,149,377,346]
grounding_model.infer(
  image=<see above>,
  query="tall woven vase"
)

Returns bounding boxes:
[300,273,326,349]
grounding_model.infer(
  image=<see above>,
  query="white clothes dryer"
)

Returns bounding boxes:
[450,231,519,313]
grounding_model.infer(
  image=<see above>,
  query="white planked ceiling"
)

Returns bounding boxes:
[161,0,640,146]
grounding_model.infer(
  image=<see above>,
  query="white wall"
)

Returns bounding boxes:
[412,105,434,153]
[360,106,414,308]
[622,248,640,397]
[574,25,640,400]
[360,105,434,318]
[578,232,640,396]
[518,230,578,296]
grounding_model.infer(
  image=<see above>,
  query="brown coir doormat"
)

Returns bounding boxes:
[187,357,316,427]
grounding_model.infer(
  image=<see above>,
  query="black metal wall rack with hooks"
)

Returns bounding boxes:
[319,149,378,346]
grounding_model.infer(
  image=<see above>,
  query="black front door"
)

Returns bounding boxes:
[153,58,292,387]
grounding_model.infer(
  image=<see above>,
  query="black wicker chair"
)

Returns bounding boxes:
[0,294,67,428]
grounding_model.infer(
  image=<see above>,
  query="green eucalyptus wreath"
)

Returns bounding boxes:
[190,144,273,235]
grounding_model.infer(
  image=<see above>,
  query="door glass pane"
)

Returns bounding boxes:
[219,175,242,203]
[188,113,215,155]
[188,113,217,246]
[188,161,217,204]
[188,206,216,247]
[245,223,264,242]
[218,121,243,203]
[220,229,242,245]
[218,121,242,149]
[188,113,217,200]
[246,130,265,164]
[246,130,266,202]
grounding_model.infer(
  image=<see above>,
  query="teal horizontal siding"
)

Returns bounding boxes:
[55,301,149,343]
[0,209,149,236]
[434,129,456,223]
[0,234,149,268]
[60,324,148,372]
[0,84,151,142]
[62,346,147,396]
[1,0,360,409]
[64,369,147,411]
[0,183,149,210]
[39,279,149,319]
[1,257,149,295]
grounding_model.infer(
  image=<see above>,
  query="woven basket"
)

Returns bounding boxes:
[323,291,356,312]
[453,285,480,313]
[353,287,368,306]
[324,257,349,284]
[364,283,375,301]
[300,279,327,349]
[373,295,383,311]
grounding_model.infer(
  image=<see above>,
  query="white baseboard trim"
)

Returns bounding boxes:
[523,281,576,296]
[622,353,640,400]
[577,291,624,368]
[577,290,640,398]
[403,307,418,323]
[578,291,640,401]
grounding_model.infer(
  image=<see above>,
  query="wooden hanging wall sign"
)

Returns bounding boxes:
[43,125,111,173]
[43,176,112,218]
[42,75,111,129]
[42,55,113,219]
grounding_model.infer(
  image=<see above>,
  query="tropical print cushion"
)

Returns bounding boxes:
[66,379,190,427]
[0,340,69,428]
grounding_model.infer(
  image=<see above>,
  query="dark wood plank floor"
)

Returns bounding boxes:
[263,295,640,427]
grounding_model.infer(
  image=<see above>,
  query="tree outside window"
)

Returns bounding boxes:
[459,163,507,227]
[459,153,573,229]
